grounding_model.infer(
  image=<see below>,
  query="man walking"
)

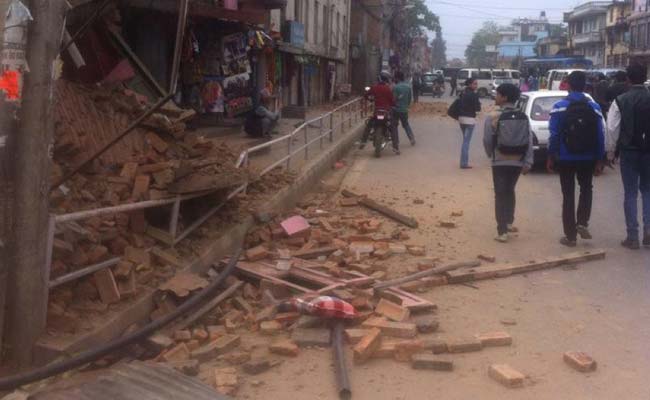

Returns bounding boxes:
[450,72,458,97]
[392,71,416,154]
[606,65,650,249]
[483,83,533,243]
[548,71,605,247]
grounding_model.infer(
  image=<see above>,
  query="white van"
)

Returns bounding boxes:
[546,69,584,91]
[458,68,521,97]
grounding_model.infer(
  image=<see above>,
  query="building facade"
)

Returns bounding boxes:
[628,0,650,65]
[605,0,632,68]
[496,13,550,68]
[536,36,568,57]
[565,2,610,67]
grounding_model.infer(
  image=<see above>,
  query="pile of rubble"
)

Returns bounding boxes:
[409,101,450,117]
[46,80,293,336]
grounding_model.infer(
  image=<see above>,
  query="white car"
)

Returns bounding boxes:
[516,90,597,164]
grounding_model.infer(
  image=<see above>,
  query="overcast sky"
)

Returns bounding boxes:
[423,0,590,60]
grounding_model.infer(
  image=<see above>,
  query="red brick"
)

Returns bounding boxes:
[353,328,382,364]
[191,335,240,362]
[124,246,150,268]
[87,245,109,264]
[120,162,139,181]
[246,245,270,261]
[131,175,151,201]
[340,198,358,207]
[362,317,417,338]
[345,329,370,344]
[407,246,426,256]
[488,364,525,388]
[394,340,424,362]
[476,331,512,347]
[375,299,410,322]
[447,338,483,353]
[192,328,209,342]
[412,354,454,371]
[93,269,120,304]
[260,320,283,335]
[145,131,169,153]
[162,343,190,362]
[372,340,399,359]
[477,254,496,263]
[129,210,147,234]
[174,330,192,341]
[563,351,597,372]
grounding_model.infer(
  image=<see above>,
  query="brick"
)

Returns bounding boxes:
[131,175,151,201]
[118,269,137,298]
[488,364,525,388]
[373,341,399,359]
[394,340,424,362]
[124,246,150,268]
[400,280,429,293]
[413,315,440,334]
[340,197,358,207]
[407,246,426,256]
[477,254,496,263]
[269,339,299,357]
[563,351,597,372]
[412,354,454,371]
[120,162,139,181]
[375,299,410,322]
[87,245,109,264]
[214,367,238,389]
[345,329,370,344]
[146,333,174,352]
[422,276,448,288]
[207,325,226,341]
[232,296,254,315]
[291,328,331,347]
[53,238,74,257]
[353,328,382,364]
[186,340,200,351]
[190,335,240,362]
[113,260,134,280]
[447,338,483,353]
[477,331,512,347]
[192,328,209,342]
[246,245,270,261]
[348,263,375,274]
[161,359,200,376]
[362,317,417,339]
[260,320,283,335]
[174,330,192,341]
[93,269,121,305]
[145,131,169,153]
[388,244,407,254]
[220,351,252,365]
[349,242,375,254]
[162,343,190,362]
[421,339,448,354]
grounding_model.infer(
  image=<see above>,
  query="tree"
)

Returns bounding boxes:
[431,29,447,68]
[465,21,501,68]
[391,0,440,50]
[448,58,465,68]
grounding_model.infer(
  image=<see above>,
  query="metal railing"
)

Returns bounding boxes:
[44,96,368,289]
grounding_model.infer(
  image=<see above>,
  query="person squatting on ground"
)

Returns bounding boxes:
[483,83,534,243]
[606,64,650,250]
[457,77,481,169]
[244,89,279,138]
[548,71,606,248]
[391,71,416,155]
[360,72,395,150]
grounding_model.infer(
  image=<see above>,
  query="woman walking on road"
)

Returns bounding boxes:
[458,78,482,169]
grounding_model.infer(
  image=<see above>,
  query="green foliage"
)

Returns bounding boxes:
[431,30,447,68]
[464,21,501,67]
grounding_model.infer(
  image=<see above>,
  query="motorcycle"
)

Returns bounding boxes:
[364,86,392,158]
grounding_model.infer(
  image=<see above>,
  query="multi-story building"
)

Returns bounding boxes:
[348,0,383,92]
[536,36,568,57]
[605,0,632,68]
[271,0,351,113]
[565,1,610,67]
[628,0,650,65]
[496,13,551,68]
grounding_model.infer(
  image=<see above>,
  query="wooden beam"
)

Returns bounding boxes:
[373,260,480,290]
[446,250,607,284]
[341,189,418,228]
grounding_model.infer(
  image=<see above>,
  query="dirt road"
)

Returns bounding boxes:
[239,97,650,399]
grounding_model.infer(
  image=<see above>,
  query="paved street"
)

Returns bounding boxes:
[243,94,650,399]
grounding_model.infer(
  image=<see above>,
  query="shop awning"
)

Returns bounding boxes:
[277,42,345,63]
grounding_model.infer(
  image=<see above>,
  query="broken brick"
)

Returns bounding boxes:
[124,246,150,268]
[563,351,597,372]
[488,364,525,388]
[174,330,192,341]
[162,343,190,362]
[421,339,448,354]
[269,339,299,357]
[145,131,169,153]
[131,175,151,201]
[345,329,371,345]
[246,245,270,262]
[291,328,331,347]
[376,299,410,322]
[190,335,240,362]
[407,246,426,256]
[412,354,454,371]
[447,338,483,353]
[340,198,358,207]
[362,317,417,339]
[192,328,209,342]
[353,328,382,364]
[477,254,496,263]
[476,331,512,347]
[120,162,139,181]
[394,340,424,362]
[260,320,283,335]
[220,351,252,365]
[93,268,121,305]
[243,359,272,375]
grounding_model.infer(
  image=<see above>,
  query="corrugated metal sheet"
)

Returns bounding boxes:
[29,362,230,400]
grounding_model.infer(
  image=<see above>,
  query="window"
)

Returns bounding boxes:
[512,71,521,79]
[458,70,470,80]
[477,70,492,80]
[530,97,564,121]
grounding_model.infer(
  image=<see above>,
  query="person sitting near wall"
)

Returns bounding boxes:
[244,88,279,138]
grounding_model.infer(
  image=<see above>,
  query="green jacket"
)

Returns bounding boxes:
[393,82,412,113]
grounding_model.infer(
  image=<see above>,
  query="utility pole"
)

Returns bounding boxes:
[4,0,67,369]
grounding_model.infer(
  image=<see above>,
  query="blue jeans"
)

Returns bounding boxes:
[460,124,475,167]
[620,150,650,240]
[391,111,415,149]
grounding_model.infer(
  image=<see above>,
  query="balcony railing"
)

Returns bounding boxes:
[573,31,604,44]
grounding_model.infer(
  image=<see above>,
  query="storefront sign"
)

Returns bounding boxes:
[284,21,304,48]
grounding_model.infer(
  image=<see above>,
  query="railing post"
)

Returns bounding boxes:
[286,137,292,170]
[304,125,308,160]
[349,104,353,129]
[169,197,181,238]
[330,112,334,142]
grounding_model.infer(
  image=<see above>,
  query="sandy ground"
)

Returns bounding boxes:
[238,94,650,400]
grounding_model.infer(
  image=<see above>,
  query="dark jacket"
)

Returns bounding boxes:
[459,89,481,118]
[615,85,650,151]
[549,91,605,162]
[606,82,628,103]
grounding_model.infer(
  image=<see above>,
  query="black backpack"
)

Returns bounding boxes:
[561,99,600,154]
[447,95,461,120]
[494,110,530,156]
[631,96,650,153]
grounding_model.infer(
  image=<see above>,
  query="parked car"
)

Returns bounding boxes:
[420,72,444,94]
[516,90,597,164]
[458,68,520,98]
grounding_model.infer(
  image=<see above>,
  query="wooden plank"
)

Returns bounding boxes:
[373,260,479,290]
[446,250,606,284]
[341,189,418,228]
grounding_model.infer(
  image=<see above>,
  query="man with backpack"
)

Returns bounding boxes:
[606,65,650,249]
[548,71,606,248]
[483,83,533,243]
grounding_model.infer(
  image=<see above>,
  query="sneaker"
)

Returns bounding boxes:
[621,238,641,250]
[577,225,592,240]
[393,148,401,155]
[560,237,577,247]
[507,224,519,233]
[410,138,416,146]
[494,233,509,243]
